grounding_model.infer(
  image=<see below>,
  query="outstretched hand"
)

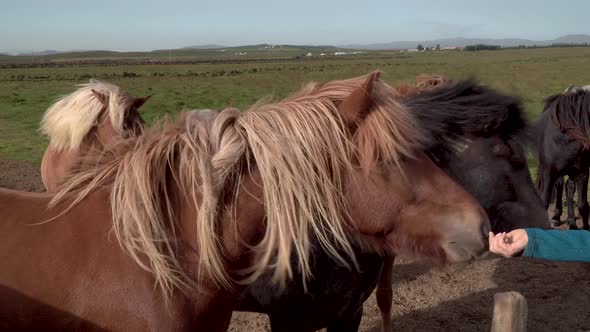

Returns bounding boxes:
[488,229,528,258]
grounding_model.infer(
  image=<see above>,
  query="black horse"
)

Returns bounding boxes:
[534,85,590,230]
[232,79,549,332]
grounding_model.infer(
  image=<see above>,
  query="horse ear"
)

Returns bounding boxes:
[339,71,380,127]
[91,89,108,106]
[133,95,152,109]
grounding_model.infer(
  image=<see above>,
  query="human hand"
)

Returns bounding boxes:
[488,229,528,258]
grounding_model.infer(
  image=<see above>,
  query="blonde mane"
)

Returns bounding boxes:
[40,79,134,150]
[51,73,422,298]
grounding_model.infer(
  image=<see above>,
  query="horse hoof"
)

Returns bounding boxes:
[550,220,563,228]
[568,223,579,230]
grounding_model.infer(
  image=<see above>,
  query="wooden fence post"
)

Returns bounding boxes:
[491,291,527,332]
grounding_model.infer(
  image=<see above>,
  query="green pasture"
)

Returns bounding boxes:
[1,47,590,165]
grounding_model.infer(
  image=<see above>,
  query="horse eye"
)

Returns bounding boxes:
[510,155,526,168]
[491,144,509,156]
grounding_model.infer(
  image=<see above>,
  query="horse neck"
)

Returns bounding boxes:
[175,166,266,288]
[88,112,124,150]
[79,120,121,157]
[41,146,82,193]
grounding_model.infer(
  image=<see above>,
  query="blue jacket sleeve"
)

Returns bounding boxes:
[523,228,590,262]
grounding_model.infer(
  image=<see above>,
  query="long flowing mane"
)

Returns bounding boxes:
[40,79,134,150]
[51,73,422,297]
[543,87,590,148]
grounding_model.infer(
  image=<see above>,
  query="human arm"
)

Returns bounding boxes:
[489,229,590,262]
[522,228,590,262]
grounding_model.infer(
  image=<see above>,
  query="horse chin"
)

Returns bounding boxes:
[442,242,483,263]
[441,227,487,263]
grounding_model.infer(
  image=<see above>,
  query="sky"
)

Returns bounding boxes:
[1,0,589,53]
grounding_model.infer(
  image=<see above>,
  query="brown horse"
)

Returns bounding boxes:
[40,80,149,192]
[0,72,489,331]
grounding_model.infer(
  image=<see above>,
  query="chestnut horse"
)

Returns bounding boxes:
[0,72,489,331]
[236,75,549,332]
[40,80,149,192]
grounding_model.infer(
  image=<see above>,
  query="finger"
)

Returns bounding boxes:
[493,234,508,254]
[495,234,514,257]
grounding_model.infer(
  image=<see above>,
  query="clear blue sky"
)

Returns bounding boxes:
[2,0,588,53]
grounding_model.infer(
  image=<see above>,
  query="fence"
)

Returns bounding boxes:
[491,291,527,332]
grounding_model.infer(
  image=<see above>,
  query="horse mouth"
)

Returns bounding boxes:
[445,238,487,263]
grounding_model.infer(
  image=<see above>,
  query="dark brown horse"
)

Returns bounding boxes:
[235,76,549,331]
[535,85,590,229]
[0,72,488,331]
[40,80,148,192]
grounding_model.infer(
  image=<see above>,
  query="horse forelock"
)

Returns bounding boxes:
[354,80,424,172]
[405,79,528,155]
[40,80,134,151]
[352,73,454,173]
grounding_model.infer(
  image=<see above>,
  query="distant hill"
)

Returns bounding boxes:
[552,34,590,44]
[3,35,590,59]
[341,34,590,50]
[0,43,364,66]
[17,50,63,56]
[182,43,343,51]
[183,44,227,49]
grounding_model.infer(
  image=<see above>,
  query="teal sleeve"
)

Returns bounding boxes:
[523,228,590,262]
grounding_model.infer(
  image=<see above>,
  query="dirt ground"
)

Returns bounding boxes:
[2,157,590,332]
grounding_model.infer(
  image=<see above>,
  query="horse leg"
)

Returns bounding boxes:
[551,177,564,223]
[539,168,559,227]
[565,177,577,227]
[575,171,590,230]
[376,256,395,332]
[325,306,363,332]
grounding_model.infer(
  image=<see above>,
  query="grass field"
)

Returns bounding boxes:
[1,47,590,165]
